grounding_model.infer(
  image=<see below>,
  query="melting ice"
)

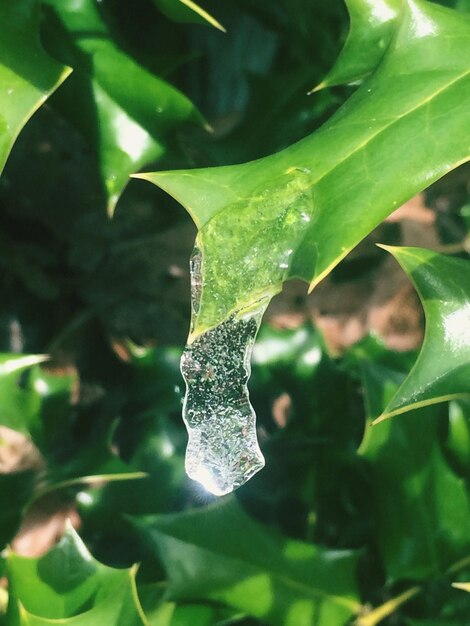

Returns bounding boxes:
[180,248,266,496]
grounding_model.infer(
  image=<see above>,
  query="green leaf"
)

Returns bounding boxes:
[42,0,205,214]
[137,0,470,336]
[446,400,470,476]
[6,525,147,626]
[152,0,225,32]
[18,594,147,626]
[0,354,49,437]
[135,498,361,626]
[313,0,402,91]
[359,360,470,581]
[0,354,144,494]
[407,622,469,626]
[48,428,146,494]
[0,0,71,175]
[313,0,470,92]
[26,366,78,451]
[375,247,470,422]
[138,582,233,626]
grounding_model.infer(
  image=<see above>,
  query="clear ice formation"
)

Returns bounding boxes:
[180,248,267,496]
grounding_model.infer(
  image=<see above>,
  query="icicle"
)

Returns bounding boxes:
[180,248,267,496]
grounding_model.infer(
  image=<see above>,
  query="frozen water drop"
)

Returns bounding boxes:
[181,248,266,496]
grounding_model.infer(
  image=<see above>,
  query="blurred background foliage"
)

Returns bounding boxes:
[0,1,470,625]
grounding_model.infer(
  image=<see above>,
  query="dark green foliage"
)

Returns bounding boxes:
[0,1,469,625]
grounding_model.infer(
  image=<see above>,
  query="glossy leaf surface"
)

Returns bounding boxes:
[43,0,204,213]
[7,526,146,626]
[0,354,48,437]
[136,498,361,626]
[377,247,470,421]
[359,360,470,581]
[0,0,71,175]
[313,0,402,91]
[314,0,470,91]
[139,0,470,336]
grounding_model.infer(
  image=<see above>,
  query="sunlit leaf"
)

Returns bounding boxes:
[7,525,146,626]
[0,354,49,437]
[0,0,71,175]
[137,0,470,336]
[375,247,470,422]
[138,582,235,626]
[313,0,470,91]
[312,0,402,91]
[359,360,470,581]
[42,0,205,214]
[135,497,361,626]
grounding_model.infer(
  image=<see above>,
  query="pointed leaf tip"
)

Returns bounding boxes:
[379,247,470,418]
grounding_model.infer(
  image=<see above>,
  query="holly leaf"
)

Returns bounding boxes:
[6,525,147,626]
[42,0,205,215]
[374,247,470,422]
[137,0,470,337]
[0,354,49,437]
[0,0,71,175]
[447,400,470,477]
[0,354,144,495]
[152,0,225,32]
[138,582,236,626]
[17,600,141,626]
[313,0,402,91]
[313,0,470,92]
[135,498,361,626]
[359,360,470,582]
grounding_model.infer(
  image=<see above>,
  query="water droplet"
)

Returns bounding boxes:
[181,248,266,496]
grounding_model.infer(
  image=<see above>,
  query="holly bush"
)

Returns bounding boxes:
[0,0,470,625]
